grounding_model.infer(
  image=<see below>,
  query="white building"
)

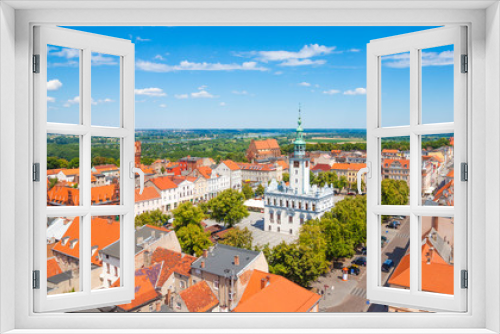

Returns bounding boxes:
[214,160,242,191]
[134,186,162,215]
[264,111,334,236]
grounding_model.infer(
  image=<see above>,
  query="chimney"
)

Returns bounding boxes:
[143,250,151,268]
[431,216,439,232]
[260,277,270,290]
[201,261,205,269]
[234,255,240,266]
[137,236,144,245]
[203,249,208,258]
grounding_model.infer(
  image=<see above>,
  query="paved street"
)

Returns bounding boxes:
[204,211,298,247]
[310,216,410,312]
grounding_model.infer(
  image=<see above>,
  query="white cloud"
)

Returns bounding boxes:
[136,36,151,42]
[198,85,208,90]
[159,104,167,108]
[323,89,341,95]
[191,90,215,99]
[232,90,249,95]
[175,94,189,99]
[274,71,283,75]
[50,48,79,59]
[280,59,326,67]
[252,44,335,62]
[382,51,454,68]
[220,102,226,107]
[136,60,268,72]
[47,96,56,103]
[91,53,118,66]
[47,79,62,91]
[134,88,167,97]
[298,82,311,87]
[63,96,80,107]
[154,55,165,61]
[92,98,114,104]
[315,84,320,88]
[344,88,367,95]
[348,48,361,52]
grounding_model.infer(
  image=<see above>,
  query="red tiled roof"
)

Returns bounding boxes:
[233,270,321,312]
[214,228,234,239]
[236,162,277,171]
[382,149,399,154]
[47,257,63,278]
[221,160,241,171]
[276,160,289,170]
[47,186,80,206]
[331,163,367,171]
[94,164,118,171]
[151,248,197,288]
[388,243,454,295]
[197,166,213,179]
[253,139,280,150]
[180,281,219,312]
[433,180,454,204]
[135,186,161,203]
[150,176,178,190]
[446,170,454,178]
[52,217,120,266]
[115,275,160,311]
[382,159,409,169]
[91,184,119,204]
[311,164,331,172]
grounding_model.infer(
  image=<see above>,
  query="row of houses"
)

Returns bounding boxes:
[46,217,321,313]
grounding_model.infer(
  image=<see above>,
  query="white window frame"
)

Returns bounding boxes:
[32,26,136,313]
[0,2,498,334]
[366,26,467,312]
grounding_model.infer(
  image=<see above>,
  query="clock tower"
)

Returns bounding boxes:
[289,108,310,195]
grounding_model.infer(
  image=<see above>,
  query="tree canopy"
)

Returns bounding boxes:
[176,223,213,256]
[381,179,409,206]
[134,209,170,228]
[220,227,253,250]
[255,184,265,197]
[206,189,249,227]
[172,202,206,231]
[242,184,254,200]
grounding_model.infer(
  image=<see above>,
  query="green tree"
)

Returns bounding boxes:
[176,223,213,256]
[265,242,329,287]
[134,209,170,228]
[381,179,409,206]
[242,184,254,200]
[172,202,206,231]
[48,177,58,189]
[220,227,253,250]
[255,184,265,197]
[282,173,290,183]
[206,189,249,227]
[68,157,79,168]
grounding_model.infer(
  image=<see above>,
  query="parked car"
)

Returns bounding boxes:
[361,247,367,255]
[352,256,367,266]
[348,265,361,275]
[382,259,395,272]
[381,236,388,247]
[386,221,401,229]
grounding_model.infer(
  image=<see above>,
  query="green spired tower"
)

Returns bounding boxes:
[289,107,310,194]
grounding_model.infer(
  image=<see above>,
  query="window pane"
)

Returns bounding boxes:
[47,45,80,124]
[91,137,121,205]
[91,215,121,290]
[47,134,80,207]
[381,52,410,127]
[420,216,454,295]
[381,136,410,205]
[421,134,454,206]
[421,45,454,124]
[382,215,410,290]
[48,216,81,295]
[91,53,120,127]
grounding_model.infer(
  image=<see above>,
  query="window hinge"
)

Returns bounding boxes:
[33,54,40,73]
[461,54,468,73]
[33,163,40,182]
[461,162,468,182]
[33,270,40,289]
[461,270,468,289]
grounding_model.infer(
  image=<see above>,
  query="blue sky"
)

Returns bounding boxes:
[46,26,454,129]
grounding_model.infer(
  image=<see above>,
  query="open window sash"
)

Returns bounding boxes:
[33,26,135,312]
[366,26,467,312]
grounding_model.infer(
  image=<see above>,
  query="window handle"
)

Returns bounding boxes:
[357,162,371,195]
[130,162,145,194]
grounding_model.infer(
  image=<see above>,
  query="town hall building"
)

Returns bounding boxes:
[263,111,335,236]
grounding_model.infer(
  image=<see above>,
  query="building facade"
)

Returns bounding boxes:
[263,112,335,236]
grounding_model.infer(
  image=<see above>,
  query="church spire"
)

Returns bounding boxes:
[293,105,306,157]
